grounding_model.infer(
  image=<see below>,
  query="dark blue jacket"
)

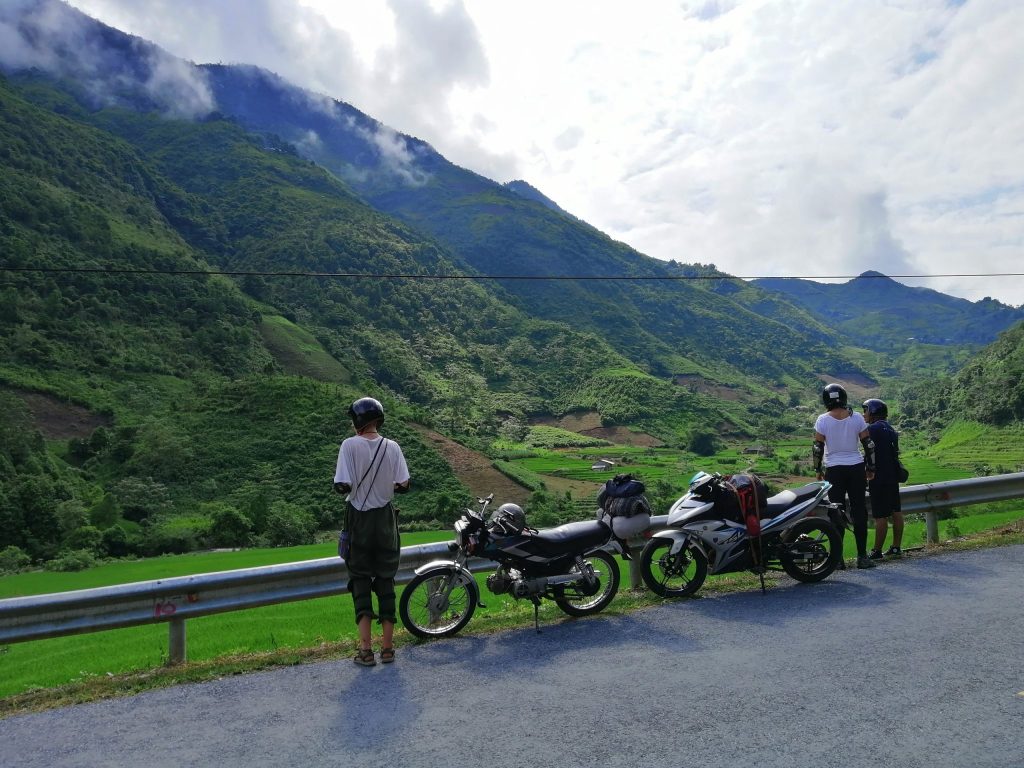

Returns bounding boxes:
[867,420,900,484]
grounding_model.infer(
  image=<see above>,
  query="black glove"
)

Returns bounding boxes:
[333,482,351,495]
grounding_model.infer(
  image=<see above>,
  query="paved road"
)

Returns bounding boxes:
[3,545,1022,768]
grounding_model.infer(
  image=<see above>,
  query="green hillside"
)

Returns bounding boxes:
[0,74,477,561]
[0,71,736,565]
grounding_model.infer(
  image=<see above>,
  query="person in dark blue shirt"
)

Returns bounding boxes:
[863,399,904,559]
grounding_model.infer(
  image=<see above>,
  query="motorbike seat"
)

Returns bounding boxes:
[763,484,823,518]
[528,520,612,557]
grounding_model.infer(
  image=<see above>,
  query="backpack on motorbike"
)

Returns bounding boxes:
[597,473,652,542]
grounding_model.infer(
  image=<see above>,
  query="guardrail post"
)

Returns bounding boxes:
[628,540,643,589]
[925,510,940,544]
[168,617,186,665]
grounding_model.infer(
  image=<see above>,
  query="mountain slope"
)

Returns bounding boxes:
[201,63,859,389]
[947,321,1024,425]
[0,72,480,556]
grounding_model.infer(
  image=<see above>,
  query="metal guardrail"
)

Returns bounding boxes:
[2,472,1023,663]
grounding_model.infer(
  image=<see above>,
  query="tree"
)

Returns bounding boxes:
[101,525,130,557]
[687,427,720,457]
[112,477,172,522]
[499,417,529,443]
[754,415,780,457]
[89,493,122,529]
[263,501,317,546]
[205,502,252,547]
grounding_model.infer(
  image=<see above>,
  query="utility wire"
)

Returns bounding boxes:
[1,266,1022,281]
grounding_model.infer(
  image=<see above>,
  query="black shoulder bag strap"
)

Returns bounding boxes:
[353,438,389,511]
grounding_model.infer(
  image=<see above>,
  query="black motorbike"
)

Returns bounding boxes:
[399,494,627,638]
[640,472,844,598]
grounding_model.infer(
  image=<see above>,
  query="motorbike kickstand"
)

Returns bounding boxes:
[531,597,542,634]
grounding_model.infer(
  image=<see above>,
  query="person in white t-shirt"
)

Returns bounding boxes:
[333,397,410,666]
[812,383,877,570]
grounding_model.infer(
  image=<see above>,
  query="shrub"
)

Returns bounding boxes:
[142,516,210,555]
[63,525,104,554]
[263,501,317,546]
[45,549,98,572]
[0,545,31,574]
[101,524,130,557]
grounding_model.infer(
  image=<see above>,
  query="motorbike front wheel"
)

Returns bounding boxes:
[398,567,478,639]
[779,518,841,583]
[554,549,620,617]
[640,537,708,598]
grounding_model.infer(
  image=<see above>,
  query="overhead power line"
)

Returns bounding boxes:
[1,266,1023,281]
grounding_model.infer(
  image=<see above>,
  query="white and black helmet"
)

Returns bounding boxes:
[348,397,384,432]
[821,383,848,409]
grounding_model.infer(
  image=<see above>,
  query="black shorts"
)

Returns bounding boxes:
[868,481,901,519]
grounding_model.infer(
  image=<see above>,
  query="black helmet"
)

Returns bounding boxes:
[862,398,888,421]
[348,397,384,432]
[489,503,526,535]
[821,383,848,409]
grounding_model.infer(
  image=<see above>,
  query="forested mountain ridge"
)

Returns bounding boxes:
[754,271,1024,351]
[201,62,856,389]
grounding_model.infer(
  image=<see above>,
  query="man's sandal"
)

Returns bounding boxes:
[379,647,396,664]
[353,648,376,667]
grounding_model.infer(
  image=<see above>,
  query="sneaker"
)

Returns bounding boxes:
[868,549,884,561]
[856,556,878,569]
[835,557,847,570]
[885,546,902,558]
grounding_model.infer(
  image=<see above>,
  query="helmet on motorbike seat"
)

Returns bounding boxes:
[488,503,526,535]
[862,398,888,422]
[348,397,384,433]
[821,383,848,410]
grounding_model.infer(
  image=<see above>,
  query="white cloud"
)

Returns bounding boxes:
[57,0,1024,305]
[1,0,213,117]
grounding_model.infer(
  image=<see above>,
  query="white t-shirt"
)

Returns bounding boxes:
[334,436,410,511]
[814,411,867,467]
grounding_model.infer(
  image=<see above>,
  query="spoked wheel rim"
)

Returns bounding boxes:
[555,550,620,616]
[400,572,475,637]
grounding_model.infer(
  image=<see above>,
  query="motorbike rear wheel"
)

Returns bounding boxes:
[640,537,708,598]
[554,549,620,616]
[398,567,478,639]
[779,518,841,583]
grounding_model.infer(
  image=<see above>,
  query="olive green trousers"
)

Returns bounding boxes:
[346,503,400,624]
